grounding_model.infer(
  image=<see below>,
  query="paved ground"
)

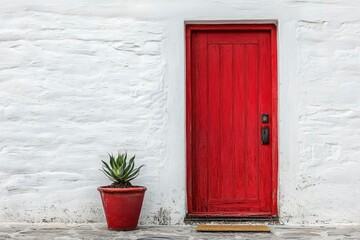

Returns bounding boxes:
[0,223,359,240]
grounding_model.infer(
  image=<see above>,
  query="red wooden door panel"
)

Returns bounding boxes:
[186,24,278,217]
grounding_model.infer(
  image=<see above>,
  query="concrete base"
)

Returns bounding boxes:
[0,223,359,239]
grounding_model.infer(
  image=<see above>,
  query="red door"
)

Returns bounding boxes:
[186,24,278,217]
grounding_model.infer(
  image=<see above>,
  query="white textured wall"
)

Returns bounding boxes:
[0,0,359,225]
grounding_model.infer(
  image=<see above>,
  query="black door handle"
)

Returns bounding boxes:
[261,127,270,145]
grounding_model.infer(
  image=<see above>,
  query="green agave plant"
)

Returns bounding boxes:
[101,152,144,186]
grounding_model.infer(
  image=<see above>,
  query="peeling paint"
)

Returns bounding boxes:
[153,208,172,225]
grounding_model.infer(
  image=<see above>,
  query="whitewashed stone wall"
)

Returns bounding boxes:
[0,0,359,225]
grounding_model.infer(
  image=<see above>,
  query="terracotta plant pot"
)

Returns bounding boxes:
[98,186,147,230]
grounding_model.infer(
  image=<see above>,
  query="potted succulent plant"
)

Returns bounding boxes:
[98,151,146,230]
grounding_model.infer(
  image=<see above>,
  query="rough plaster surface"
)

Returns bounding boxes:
[0,0,359,225]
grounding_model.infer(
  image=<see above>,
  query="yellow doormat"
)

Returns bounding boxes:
[196,225,271,232]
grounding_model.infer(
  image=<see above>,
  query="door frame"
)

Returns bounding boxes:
[185,24,278,218]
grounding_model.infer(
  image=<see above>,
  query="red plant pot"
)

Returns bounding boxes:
[98,186,147,230]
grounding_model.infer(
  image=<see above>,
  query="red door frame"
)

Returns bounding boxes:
[185,24,278,218]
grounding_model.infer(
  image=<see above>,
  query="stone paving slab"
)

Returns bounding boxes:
[0,223,359,240]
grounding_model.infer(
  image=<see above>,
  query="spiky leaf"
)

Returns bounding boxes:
[100,151,144,186]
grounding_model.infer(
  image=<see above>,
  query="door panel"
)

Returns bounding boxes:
[219,44,233,202]
[233,44,246,201]
[207,32,258,44]
[208,44,221,202]
[258,32,273,211]
[186,25,277,217]
[191,32,208,212]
